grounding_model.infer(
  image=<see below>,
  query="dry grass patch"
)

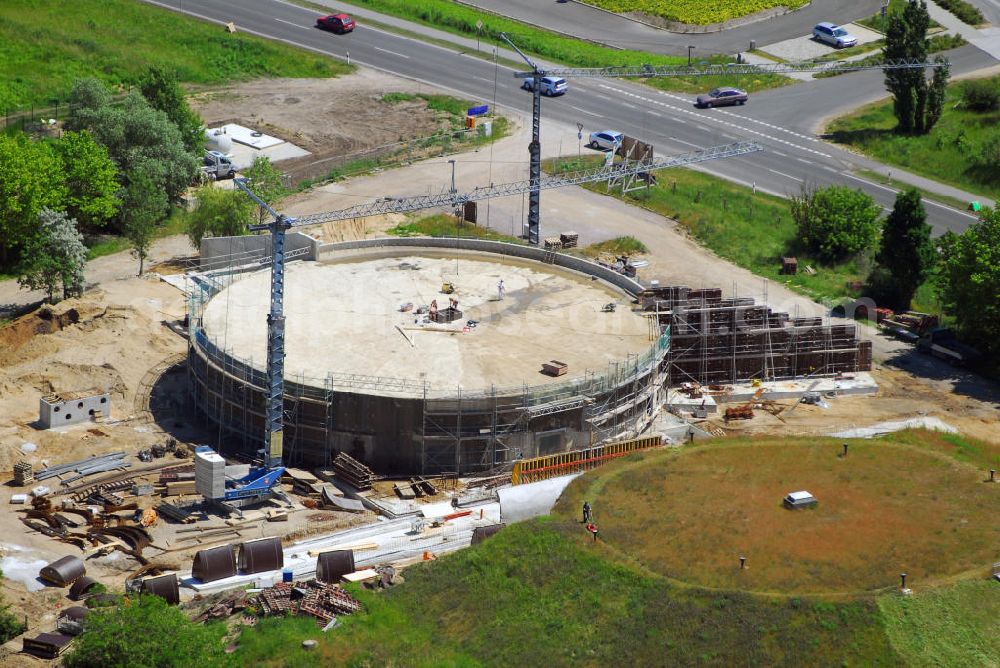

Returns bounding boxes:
[564,435,1000,595]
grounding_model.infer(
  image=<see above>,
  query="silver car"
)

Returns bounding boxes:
[813,22,858,48]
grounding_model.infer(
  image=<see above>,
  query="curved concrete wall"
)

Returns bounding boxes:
[318,237,644,296]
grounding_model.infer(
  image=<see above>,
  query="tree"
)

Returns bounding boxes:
[185,184,253,248]
[66,77,112,119]
[53,130,120,229]
[936,207,1000,358]
[17,209,88,302]
[883,0,950,134]
[871,188,935,309]
[791,185,882,262]
[242,156,288,226]
[121,172,167,276]
[68,82,198,213]
[0,134,67,270]
[64,596,225,668]
[137,67,204,154]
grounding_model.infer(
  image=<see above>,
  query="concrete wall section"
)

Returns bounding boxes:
[318,237,644,296]
[200,232,319,271]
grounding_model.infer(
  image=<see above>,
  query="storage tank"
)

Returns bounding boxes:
[204,128,233,154]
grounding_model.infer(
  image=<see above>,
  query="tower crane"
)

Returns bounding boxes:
[228,139,762,477]
[499,29,949,245]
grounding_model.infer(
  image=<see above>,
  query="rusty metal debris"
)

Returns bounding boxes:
[253,580,361,626]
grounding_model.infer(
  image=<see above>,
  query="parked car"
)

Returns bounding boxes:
[813,22,858,48]
[588,130,623,151]
[695,87,748,108]
[521,76,568,96]
[317,13,355,34]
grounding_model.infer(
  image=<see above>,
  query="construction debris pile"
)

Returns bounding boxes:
[254,579,362,626]
[19,494,155,561]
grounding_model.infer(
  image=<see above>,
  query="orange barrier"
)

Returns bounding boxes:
[511,435,662,485]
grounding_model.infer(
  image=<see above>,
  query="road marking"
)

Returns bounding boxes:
[647,111,662,117]
[474,76,494,83]
[569,105,601,117]
[821,165,839,173]
[620,102,638,109]
[373,46,411,59]
[671,137,702,149]
[771,150,787,157]
[768,168,804,182]
[274,18,309,30]
[843,174,979,220]
[796,157,812,164]
[596,83,833,159]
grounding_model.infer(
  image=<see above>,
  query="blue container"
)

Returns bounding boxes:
[282,568,293,583]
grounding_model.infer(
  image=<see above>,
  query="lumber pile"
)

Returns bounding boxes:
[331,453,375,491]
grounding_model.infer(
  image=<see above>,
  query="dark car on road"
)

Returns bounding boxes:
[317,13,355,34]
[695,87,748,108]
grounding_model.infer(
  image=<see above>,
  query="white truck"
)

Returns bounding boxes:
[201,150,236,180]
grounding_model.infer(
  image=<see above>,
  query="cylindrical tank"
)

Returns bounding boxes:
[204,128,233,154]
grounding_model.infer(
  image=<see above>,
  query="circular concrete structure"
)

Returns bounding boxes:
[201,254,650,391]
[188,241,669,475]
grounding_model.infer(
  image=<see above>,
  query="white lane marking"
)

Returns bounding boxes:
[821,165,839,172]
[374,46,411,59]
[474,76,494,83]
[620,102,638,109]
[768,168,804,182]
[797,157,812,164]
[570,105,602,117]
[596,83,832,158]
[771,150,787,157]
[654,89,822,143]
[274,18,309,30]
[671,137,702,149]
[647,111,662,117]
[843,173,979,219]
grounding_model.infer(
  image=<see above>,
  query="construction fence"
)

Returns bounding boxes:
[511,434,663,485]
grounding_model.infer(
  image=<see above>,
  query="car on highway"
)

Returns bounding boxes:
[813,22,858,48]
[588,130,623,151]
[521,76,568,96]
[695,87,748,108]
[316,13,356,34]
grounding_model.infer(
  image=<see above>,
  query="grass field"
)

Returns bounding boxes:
[0,0,351,112]
[878,579,1000,666]
[546,156,869,303]
[561,436,1000,594]
[826,76,1000,200]
[388,213,521,242]
[210,430,998,665]
[583,0,809,25]
[228,520,903,666]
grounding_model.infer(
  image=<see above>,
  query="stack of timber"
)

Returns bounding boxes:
[332,453,375,491]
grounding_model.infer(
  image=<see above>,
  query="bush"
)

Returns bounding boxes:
[961,79,1000,111]
[791,186,882,262]
[935,0,984,24]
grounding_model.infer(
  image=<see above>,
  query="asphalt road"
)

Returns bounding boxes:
[464,0,884,55]
[148,0,992,234]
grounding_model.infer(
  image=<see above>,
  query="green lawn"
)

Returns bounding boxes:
[546,156,869,303]
[826,76,1000,200]
[878,579,1000,667]
[227,519,903,666]
[0,0,351,112]
[583,0,809,25]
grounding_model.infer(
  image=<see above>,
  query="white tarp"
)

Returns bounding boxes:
[497,473,580,523]
[829,416,957,439]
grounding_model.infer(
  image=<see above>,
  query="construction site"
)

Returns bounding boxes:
[1,65,998,665]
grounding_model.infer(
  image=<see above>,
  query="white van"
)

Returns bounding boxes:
[521,76,568,96]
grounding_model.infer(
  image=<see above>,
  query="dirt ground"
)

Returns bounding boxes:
[0,69,998,659]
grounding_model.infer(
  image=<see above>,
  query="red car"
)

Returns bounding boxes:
[316,13,355,34]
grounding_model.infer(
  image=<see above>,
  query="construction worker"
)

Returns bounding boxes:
[582,500,592,523]
[497,279,506,300]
